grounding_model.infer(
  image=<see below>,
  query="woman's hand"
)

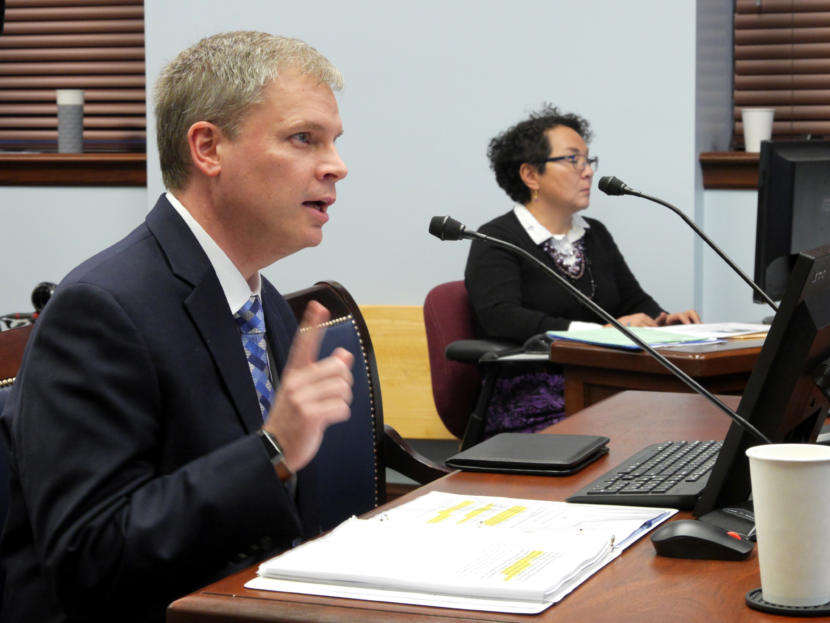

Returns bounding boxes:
[607,313,658,328]
[655,309,701,325]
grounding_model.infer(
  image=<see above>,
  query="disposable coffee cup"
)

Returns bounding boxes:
[747,443,830,607]
[57,89,84,153]
[741,107,774,153]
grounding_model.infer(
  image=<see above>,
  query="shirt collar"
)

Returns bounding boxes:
[513,204,590,245]
[166,191,260,314]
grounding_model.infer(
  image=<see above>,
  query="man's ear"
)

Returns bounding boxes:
[187,121,222,178]
[519,162,539,192]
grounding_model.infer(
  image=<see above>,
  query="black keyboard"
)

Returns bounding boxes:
[566,440,722,509]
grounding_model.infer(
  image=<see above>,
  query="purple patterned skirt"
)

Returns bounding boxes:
[484,365,566,437]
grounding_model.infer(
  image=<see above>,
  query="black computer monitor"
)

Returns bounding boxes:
[753,140,830,303]
[695,245,830,520]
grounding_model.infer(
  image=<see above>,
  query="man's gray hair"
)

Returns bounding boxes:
[155,31,343,190]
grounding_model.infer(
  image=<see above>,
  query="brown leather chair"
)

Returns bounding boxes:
[0,325,32,388]
[0,323,34,602]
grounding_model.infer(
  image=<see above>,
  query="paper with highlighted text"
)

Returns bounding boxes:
[246,491,675,614]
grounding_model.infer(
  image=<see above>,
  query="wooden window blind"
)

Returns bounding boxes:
[0,0,145,153]
[733,0,830,149]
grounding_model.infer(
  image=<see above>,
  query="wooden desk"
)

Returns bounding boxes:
[168,391,815,622]
[549,338,763,415]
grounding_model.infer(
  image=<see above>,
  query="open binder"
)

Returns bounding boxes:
[247,491,675,614]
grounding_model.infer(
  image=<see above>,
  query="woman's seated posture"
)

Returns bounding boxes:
[465,105,699,435]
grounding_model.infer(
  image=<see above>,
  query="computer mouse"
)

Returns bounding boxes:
[522,332,555,353]
[650,519,754,561]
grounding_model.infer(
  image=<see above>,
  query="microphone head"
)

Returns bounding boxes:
[31,281,56,312]
[429,216,468,241]
[598,176,630,196]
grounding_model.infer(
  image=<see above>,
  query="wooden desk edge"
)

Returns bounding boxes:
[548,338,764,376]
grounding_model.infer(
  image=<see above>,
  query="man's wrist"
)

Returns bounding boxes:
[257,429,294,482]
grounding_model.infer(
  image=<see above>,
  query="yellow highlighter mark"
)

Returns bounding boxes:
[457,503,494,524]
[427,500,474,523]
[502,550,543,581]
[483,505,528,526]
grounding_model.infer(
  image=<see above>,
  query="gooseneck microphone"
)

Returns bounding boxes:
[428,215,473,241]
[429,215,772,445]
[598,176,778,313]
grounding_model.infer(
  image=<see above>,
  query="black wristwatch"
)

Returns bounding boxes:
[257,430,293,480]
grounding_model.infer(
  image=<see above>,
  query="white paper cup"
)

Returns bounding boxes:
[741,108,775,153]
[56,89,84,153]
[747,443,830,607]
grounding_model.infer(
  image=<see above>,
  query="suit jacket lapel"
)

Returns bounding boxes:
[146,195,263,434]
[260,279,296,377]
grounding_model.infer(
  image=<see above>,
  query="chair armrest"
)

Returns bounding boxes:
[382,425,453,485]
[445,339,516,363]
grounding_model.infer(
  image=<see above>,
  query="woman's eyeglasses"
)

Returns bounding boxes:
[543,154,598,172]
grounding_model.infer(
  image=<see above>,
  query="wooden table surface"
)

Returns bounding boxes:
[167,390,819,623]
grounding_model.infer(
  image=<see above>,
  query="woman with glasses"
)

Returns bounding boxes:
[465,104,699,435]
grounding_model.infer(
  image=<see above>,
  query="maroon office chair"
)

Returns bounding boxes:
[423,281,515,448]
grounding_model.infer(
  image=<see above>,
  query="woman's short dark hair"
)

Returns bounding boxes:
[487,104,592,204]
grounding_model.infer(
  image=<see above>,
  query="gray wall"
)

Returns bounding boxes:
[0,187,146,314]
[145,0,698,311]
[1,1,769,323]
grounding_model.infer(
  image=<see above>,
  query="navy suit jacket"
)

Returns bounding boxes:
[0,196,330,622]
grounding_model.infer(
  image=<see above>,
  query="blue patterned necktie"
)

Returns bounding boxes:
[234,295,275,418]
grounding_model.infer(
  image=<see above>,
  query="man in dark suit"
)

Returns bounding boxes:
[0,31,352,622]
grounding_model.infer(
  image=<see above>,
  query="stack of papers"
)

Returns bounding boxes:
[547,322,769,351]
[246,491,675,614]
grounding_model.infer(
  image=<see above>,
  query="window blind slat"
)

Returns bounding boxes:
[0,2,146,153]
[0,61,145,74]
[736,0,830,13]
[736,27,830,44]
[735,105,830,120]
[0,33,144,48]
[3,20,143,36]
[736,73,830,89]
[734,13,830,28]
[735,120,830,135]
[0,88,145,101]
[735,42,830,59]
[0,103,145,116]
[0,116,146,129]
[0,130,147,141]
[5,6,144,21]
[735,90,830,105]
[736,58,830,73]
[6,0,143,7]
[0,76,145,88]
[1,47,145,61]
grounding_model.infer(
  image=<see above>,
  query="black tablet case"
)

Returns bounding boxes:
[446,433,609,476]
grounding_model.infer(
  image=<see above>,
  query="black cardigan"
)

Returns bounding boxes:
[464,211,664,343]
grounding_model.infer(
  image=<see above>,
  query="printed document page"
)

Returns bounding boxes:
[246,491,675,614]
[648,322,769,340]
